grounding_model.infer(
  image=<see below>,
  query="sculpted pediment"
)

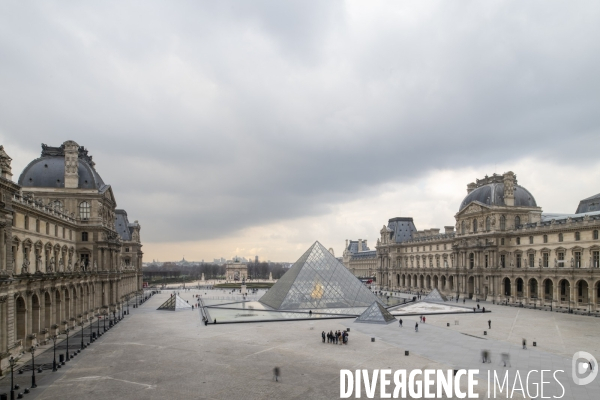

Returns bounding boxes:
[457,201,490,216]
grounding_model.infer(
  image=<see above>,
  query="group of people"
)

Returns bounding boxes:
[322,330,349,345]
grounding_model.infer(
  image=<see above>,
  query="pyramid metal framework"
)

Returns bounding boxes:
[157,294,193,311]
[259,241,381,310]
[422,288,448,303]
[355,301,397,324]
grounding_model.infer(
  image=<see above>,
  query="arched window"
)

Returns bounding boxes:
[79,201,91,220]
[558,233,563,242]
[515,216,521,228]
[486,216,491,231]
[500,215,506,231]
[473,219,478,233]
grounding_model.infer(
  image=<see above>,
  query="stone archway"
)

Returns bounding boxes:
[16,296,26,342]
[559,279,571,304]
[426,275,431,290]
[44,292,52,330]
[516,278,524,298]
[55,290,62,326]
[449,276,454,291]
[433,275,439,289]
[576,280,589,305]
[529,278,538,300]
[441,276,447,291]
[543,278,554,304]
[467,276,474,298]
[32,294,40,335]
[502,277,511,297]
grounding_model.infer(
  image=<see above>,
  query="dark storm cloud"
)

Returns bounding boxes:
[1,1,599,243]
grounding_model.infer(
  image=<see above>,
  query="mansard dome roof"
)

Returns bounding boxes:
[18,143,107,191]
[459,180,537,211]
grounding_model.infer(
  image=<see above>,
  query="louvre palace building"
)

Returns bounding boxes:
[0,141,142,371]
[346,171,600,310]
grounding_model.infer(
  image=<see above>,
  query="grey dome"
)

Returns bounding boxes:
[459,183,537,211]
[18,156,106,190]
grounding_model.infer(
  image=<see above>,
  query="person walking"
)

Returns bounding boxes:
[322,331,326,343]
[488,320,491,329]
[463,298,466,304]
[415,322,419,332]
[522,339,527,349]
[423,316,426,323]
[477,304,480,310]
[273,367,281,382]
[399,319,403,327]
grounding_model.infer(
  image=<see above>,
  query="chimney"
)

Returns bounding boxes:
[63,140,79,189]
[363,239,367,249]
[430,228,440,236]
[503,171,516,206]
[467,182,477,194]
[444,226,455,234]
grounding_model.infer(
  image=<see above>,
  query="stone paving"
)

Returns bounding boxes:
[1,290,598,399]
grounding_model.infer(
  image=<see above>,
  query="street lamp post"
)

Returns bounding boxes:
[127,295,130,315]
[64,328,70,363]
[96,313,100,337]
[80,321,85,350]
[9,356,16,400]
[30,346,37,388]
[89,316,94,343]
[51,334,58,371]
[103,310,107,332]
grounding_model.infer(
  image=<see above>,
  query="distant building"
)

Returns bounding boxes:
[225,259,248,281]
[375,171,600,310]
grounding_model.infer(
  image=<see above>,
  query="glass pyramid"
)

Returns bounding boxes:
[157,294,193,311]
[259,241,381,310]
[423,288,447,303]
[355,301,397,324]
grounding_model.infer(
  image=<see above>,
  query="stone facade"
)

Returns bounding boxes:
[375,171,600,311]
[342,239,377,278]
[0,141,142,372]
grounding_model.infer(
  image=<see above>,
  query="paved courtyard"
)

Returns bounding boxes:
[2,290,599,399]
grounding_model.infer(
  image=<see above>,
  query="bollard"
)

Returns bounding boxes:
[405,351,409,356]
[447,323,450,327]
[533,342,537,347]
[484,331,487,335]
[371,338,375,342]
[347,328,350,332]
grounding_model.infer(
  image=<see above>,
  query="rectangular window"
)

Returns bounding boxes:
[501,238,505,246]
[69,230,72,240]
[529,253,534,268]
[36,219,40,233]
[543,253,549,268]
[443,244,447,250]
[594,230,599,240]
[575,232,581,241]
[500,254,505,268]
[62,227,65,238]
[516,237,521,245]
[575,252,581,268]
[529,236,533,244]
[82,232,88,242]
[55,225,58,236]
[558,252,564,267]
[485,254,488,268]
[46,222,50,235]
[593,251,599,268]
[516,254,522,268]
[543,235,548,243]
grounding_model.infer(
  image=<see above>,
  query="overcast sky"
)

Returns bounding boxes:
[1,1,599,262]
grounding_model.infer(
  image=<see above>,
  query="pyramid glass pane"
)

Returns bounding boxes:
[259,241,381,310]
[423,288,447,303]
[355,302,397,324]
[157,294,193,311]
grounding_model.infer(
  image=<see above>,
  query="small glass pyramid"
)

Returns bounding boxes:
[157,294,193,311]
[422,288,447,303]
[259,241,381,310]
[355,301,397,324]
